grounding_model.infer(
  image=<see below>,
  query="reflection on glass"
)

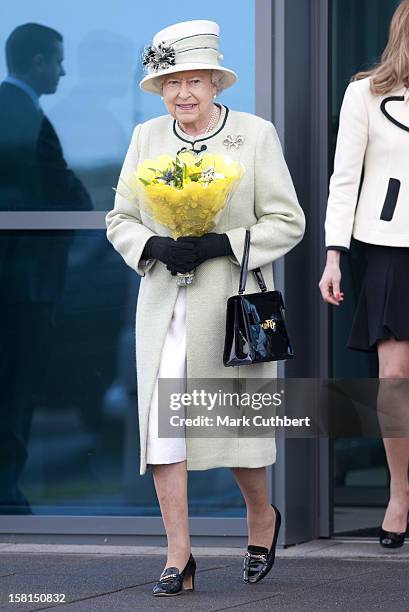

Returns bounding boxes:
[0,1,254,517]
[0,230,244,516]
[0,24,93,212]
[1,3,255,211]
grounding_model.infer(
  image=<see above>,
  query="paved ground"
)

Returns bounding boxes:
[0,541,408,611]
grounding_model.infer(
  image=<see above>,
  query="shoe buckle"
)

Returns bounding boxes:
[245,551,267,560]
[159,572,178,582]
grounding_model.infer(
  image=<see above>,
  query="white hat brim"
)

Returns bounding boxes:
[139,63,237,95]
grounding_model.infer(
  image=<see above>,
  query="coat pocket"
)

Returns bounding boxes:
[380,178,401,221]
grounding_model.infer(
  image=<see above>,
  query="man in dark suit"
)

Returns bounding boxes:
[0,22,92,211]
[0,23,92,513]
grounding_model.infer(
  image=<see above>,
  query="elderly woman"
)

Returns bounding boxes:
[106,19,305,596]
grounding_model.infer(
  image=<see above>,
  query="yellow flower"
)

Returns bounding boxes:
[122,151,245,239]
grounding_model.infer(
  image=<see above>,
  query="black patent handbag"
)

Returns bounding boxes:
[223,230,294,366]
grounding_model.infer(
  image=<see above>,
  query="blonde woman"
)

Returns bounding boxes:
[320,0,409,548]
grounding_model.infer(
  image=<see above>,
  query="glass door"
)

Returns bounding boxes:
[0,0,256,526]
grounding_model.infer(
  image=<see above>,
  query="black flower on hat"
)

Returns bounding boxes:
[142,42,176,72]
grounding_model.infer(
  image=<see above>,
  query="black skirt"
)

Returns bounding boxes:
[347,243,409,352]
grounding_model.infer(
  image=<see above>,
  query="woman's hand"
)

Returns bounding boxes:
[166,240,197,274]
[142,236,198,274]
[319,250,344,306]
[176,233,232,267]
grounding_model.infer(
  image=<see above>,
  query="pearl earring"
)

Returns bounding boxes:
[213,94,217,99]
[161,96,164,100]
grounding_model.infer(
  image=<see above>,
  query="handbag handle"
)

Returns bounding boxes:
[238,229,268,294]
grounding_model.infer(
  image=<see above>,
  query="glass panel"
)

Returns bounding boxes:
[0,0,255,519]
[0,0,255,211]
[331,0,402,536]
[0,229,246,516]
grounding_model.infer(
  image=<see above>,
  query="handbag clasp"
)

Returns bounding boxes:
[262,319,277,331]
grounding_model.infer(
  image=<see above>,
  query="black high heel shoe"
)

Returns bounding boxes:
[379,510,408,549]
[243,504,281,584]
[379,527,406,549]
[152,553,196,596]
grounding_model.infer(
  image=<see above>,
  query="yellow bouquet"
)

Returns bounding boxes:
[118,150,245,285]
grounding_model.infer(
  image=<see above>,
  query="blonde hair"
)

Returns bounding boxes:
[353,0,409,95]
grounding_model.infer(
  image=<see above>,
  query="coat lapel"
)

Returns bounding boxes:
[380,87,409,133]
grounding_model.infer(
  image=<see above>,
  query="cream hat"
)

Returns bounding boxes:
[139,20,237,95]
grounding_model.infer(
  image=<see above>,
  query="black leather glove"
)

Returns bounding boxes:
[141,236,197,274]
[141,236,170,262]
[176,233,233,267]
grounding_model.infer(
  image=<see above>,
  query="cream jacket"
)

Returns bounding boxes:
[105,106,305,475]
[325,76,409,250]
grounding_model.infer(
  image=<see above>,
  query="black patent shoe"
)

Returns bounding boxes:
[152,553,196,596]
[379,527,406,549]
[243,504,282,584]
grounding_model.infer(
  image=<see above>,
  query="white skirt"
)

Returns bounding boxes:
[146,286,187,465]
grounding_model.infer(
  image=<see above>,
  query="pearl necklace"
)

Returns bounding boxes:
[177,104,220,136]
[204,104,220,134]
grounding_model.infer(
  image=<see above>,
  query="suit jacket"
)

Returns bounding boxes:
[325,76,409,250]
[0,82,92,302]
[0,82,92,211]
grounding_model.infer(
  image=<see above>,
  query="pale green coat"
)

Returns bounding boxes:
[105,106,305,475]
